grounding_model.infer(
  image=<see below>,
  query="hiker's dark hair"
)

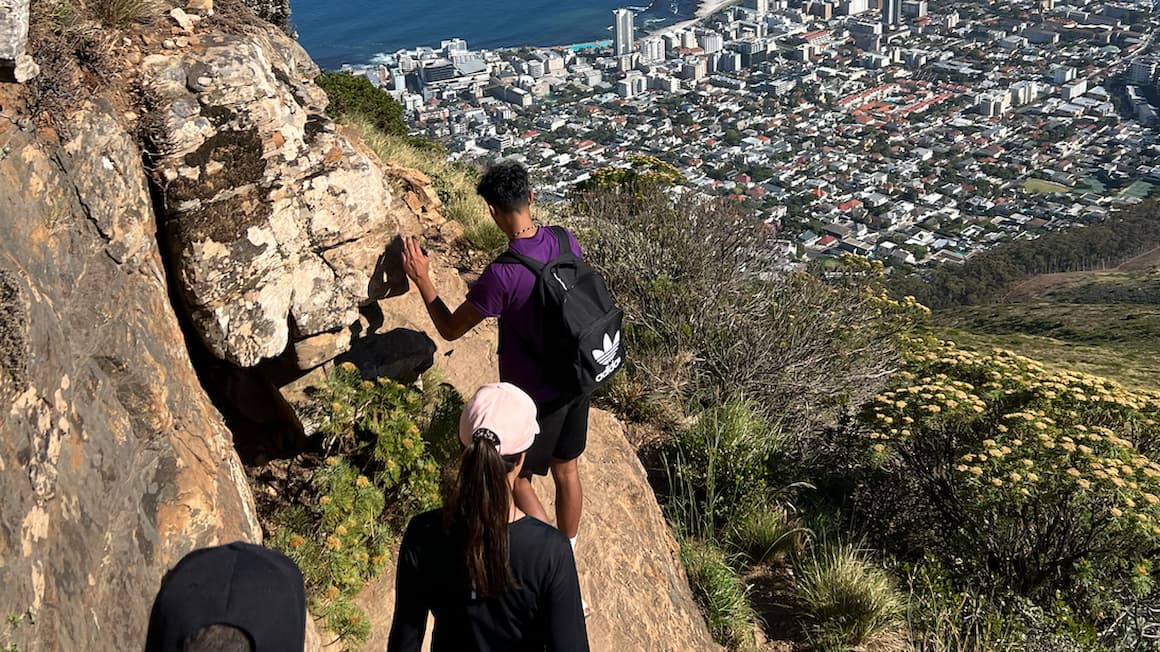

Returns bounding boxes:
[447,439,522,598]
[476,160,531,214]
[185,625,253,652]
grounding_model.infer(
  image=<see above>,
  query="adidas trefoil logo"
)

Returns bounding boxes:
[592,331,621,366]
[593,330,623,383]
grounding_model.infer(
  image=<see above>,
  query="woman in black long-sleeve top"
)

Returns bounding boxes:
[387,383,589,652]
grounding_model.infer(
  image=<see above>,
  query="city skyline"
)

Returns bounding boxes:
[351,0,1159,270]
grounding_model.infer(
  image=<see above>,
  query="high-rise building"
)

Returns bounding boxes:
[901,0,926,17]
[1053,65,1076,85]
[1008,80,1041,105]
[882,0,902,27]
[639,36,666,63]
[807,1,834,18]
[614,9,635,57]
[1062,78,1087,101]
[841,0,869,16]
[441,38,468,54]
[702,32,724,53]
[718,51,743,72]
[747,0,769,13]
[1129,57,1158,85]
[974,91,1010,116]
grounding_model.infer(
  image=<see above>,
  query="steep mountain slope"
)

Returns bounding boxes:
[0,3,719,650]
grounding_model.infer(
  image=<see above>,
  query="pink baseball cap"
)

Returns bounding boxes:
[458,383,539,456]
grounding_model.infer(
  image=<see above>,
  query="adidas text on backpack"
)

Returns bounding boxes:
[496,226,625,396]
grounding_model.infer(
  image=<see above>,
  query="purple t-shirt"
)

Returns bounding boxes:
[466,226,584,405]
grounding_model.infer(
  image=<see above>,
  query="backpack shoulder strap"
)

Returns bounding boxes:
[548,226,575,260]
[494,249,544,273]
[495,226,573,271]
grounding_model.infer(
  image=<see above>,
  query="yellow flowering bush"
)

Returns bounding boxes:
[573,154,687,193]
[853,336,1160,626]
[268,455,387,646]
[267,366,463,648]
[320,365,447,514]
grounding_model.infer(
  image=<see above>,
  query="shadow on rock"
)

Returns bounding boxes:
[196,351,312,465]
[367,235,411,302]
[335,327,436,384]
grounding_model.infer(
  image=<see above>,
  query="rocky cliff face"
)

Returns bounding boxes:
[0,101,260,649]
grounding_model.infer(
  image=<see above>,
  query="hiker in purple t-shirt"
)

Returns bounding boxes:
[401,160,591,567]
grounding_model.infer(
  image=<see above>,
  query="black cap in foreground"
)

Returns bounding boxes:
[145,541,306,652]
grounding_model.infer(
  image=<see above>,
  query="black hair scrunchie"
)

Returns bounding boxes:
[472,428,501,447]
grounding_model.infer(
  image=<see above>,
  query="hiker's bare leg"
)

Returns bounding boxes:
[513,476,550,523]
[550,457,583,539]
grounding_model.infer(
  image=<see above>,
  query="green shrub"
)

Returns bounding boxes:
[314,596,372,647]
[900,560,1024,652]
[316,72,407,137]
[564,184,920,435]
[462,218,509,258]
[793,544,904,652]
[268,364,460,648]
[596,369,668,426]
[319,364,445,521]
[344,115,504,255]
[660,399,787,537]
[725,502,807,566]
[681,539,760,651]
[1096,582,1160,651]
[268,458,391,648]
[572,155,686,193]
[849,337,1160,625]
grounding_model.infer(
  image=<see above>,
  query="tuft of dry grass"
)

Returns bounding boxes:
[91,0,162,26]
[792,544,905,652]
[681,539,761,652]
[344,115,505,256]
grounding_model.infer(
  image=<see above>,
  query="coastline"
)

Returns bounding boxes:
[341,0,738,67]
[537,0,736,52]
[651,0,737,35]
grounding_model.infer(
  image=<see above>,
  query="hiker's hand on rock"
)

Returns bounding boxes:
[402,236,430,283]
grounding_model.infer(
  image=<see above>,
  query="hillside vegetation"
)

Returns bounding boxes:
[941,326,1160,394]
[561,166,1160,651]
[930,244,1160,391]
[889,201,1160,310]
[315,73,507,256]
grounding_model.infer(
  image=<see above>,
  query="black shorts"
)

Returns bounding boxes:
[520,394,591,478]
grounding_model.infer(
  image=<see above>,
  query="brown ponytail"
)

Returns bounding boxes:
[447,437,521,598]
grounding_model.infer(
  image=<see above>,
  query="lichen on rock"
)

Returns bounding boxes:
[142,31,410,368]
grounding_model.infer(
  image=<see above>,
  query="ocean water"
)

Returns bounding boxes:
[290,0,701,69]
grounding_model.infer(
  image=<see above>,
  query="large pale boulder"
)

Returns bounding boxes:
[276,240,500,434]
[0,0,29,60]
[0,105,260,649]
[142,31,414,368]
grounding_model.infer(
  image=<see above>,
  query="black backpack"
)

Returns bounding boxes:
[495,226,625,396]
